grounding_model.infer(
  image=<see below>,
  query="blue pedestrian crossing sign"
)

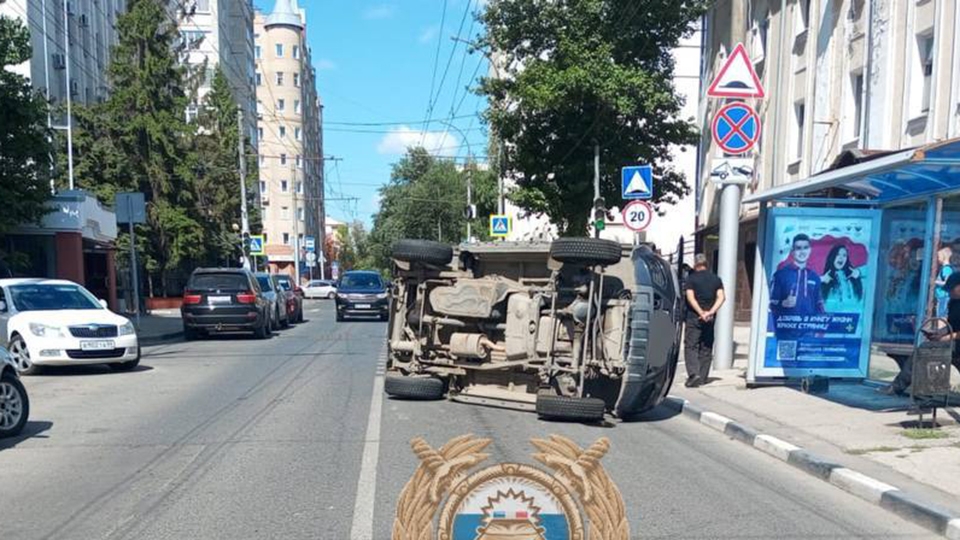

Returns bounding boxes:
[622,165,653,200]
[489,215,511,237]
[248,235,265,255]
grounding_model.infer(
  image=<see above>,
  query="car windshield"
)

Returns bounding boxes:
[189,273,248,291]
[8,283,102,311]
[340,274,382,289]
[255,275,273,291]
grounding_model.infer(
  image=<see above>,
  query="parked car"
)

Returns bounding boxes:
[303,280,337,299]
[274,274,304,324]
[0,345,29,438]
[254,273,290,330]
[181,268,271,339]
[383,238,684,423]
[0,278,140,375]
[335,271,389,322]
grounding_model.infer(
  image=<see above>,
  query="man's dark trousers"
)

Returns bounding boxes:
[684,317,715,381]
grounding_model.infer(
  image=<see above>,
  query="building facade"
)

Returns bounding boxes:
[254,0,324,281]
[0,0,124,115]
[172,0,257,143]
[698,0,960,319]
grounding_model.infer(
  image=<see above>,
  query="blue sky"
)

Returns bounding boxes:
[254,0,491,226]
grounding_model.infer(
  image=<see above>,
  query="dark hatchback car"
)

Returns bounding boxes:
[180,268,271,339]
[335,271,389,321]
[274,274,304,324]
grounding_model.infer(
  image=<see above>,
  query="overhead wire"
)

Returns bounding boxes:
[419,0,449,144]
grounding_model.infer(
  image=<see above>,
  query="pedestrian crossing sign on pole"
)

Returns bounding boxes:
[622,165,653,200]
[248,235,265,256]
[489,215,511,237]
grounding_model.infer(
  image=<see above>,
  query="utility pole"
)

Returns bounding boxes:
[62,0,75,190]
[293,168,301,286]
[498,139,506,214]
[593,143,603,239]
[41,0,54,194]
[466,168,473,242]
[237,107,250,269]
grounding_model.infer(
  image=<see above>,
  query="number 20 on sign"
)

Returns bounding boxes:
[622,201,653,232]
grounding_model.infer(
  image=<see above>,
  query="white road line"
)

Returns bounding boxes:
[349,354,387,540]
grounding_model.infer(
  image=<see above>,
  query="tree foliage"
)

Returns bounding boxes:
[478,0,707,235]
[0,9,52,238]
[364,148,498,271]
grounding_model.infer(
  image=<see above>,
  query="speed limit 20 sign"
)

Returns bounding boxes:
[622,200,653,232]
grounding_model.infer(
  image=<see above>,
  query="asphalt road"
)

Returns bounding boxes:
[0,303,939,539]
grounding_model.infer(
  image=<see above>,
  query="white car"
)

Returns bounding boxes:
[303,279,337,299]
[0,279,140,375]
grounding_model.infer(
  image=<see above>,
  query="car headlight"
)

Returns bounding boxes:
[119,321,136,336]
[29,323,65,337]
[376,292,389,300]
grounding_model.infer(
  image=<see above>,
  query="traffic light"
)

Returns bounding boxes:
[593,197,607,235]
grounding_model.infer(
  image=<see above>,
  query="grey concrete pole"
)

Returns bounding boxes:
[713,182,741,370]
[237,108,250,269]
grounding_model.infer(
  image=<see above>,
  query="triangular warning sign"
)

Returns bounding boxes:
[625,171,650,195]
[707,43,765,99]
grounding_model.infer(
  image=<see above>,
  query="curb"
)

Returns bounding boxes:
[664,396,960,539]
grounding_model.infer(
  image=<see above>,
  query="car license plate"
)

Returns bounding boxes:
[80,340,115,351]
[209,296,231,304]
[356,304,371,309]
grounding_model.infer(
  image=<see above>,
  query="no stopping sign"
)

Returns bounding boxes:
[622,201,653,232]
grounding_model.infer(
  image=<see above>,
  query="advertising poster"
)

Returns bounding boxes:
[872,210,926,343]
[761,208,880,378]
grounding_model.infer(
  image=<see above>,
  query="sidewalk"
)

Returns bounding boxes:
[671,323,960,534]
[132,309,183,344]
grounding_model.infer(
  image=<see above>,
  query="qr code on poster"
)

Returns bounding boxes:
[778,340,797,361]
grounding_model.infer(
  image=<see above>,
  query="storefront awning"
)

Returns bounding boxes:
[743,138,960,205]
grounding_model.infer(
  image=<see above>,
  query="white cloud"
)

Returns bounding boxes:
[316,58,337,71]
[376,125,460,156]
[418,24,440,44]
[362,4,395,20]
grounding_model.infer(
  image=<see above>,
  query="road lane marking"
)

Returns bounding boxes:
[350,352,386,540]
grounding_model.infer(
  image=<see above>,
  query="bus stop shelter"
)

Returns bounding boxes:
[742,138,960,384]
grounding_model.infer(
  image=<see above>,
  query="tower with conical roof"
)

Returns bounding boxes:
[254,0,324,282]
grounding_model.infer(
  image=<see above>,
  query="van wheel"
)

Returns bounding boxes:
[549,238,622,267]
[391,239,453,267]
[536,394,606,422]
[384,374,445,400]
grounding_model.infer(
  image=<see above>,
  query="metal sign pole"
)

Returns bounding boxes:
[713,182,741,370]
[128,197,140,330]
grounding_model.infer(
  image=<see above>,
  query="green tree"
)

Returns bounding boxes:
[365,147,497,271]
[69,0,204,295]
[194,68,260,266]
[0,8,52,238]
[478,0,707,235]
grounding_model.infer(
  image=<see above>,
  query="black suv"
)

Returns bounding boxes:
[335,271,389,321]
[180,268,271,339]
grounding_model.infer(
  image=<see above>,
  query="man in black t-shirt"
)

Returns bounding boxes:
[683,254,726,387]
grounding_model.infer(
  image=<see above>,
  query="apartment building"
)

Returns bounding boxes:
[1,0,123,114]
[697,0,960,318]
[254,0,324,281]
[172,0,257,143]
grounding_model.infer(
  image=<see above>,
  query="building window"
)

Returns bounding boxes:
[280,153,287,166]
[182,30,205,51]
[793,101,805,160]
[279,125,286,137]
[294,99,300,114]
[296,155,302,169]
[256,72,262,86]
[293,45,300,59]
[797,0,811,33]
[276,72,284,86]
[298,207,304,221]
[257,127,263,140]
[283,232,290,244]
[255,45,261,59]
[295,127,302,141]
[919,34,934,113]
[277,98,285,111]
[282,207,290,220]
[185,103,198,123]
[259,181,266,194]
[851,72,863,139]
[296,181,303,194]
[258,154,265,166]
[281,180,289,193]
[275,43,283,57]
[194,0,210,12]
[294,72,300,87]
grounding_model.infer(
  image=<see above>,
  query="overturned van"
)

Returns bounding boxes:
[383,237,684,422]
